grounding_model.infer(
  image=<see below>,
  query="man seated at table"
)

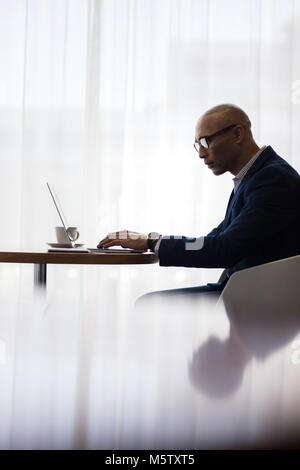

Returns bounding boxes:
[97,104,300,299]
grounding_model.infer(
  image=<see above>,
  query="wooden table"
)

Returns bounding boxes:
[0,250,158,288]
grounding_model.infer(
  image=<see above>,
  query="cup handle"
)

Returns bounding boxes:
[67,228,79,241]
[73,231,79,241]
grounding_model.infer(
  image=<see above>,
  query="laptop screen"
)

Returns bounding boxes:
[46,182,69,231]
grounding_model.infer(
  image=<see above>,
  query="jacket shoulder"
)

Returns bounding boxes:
[246,148,300,188]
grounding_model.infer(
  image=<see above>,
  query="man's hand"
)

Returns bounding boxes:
[97,230,148,251]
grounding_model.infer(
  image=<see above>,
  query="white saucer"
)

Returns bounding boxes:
[47,242,85,248]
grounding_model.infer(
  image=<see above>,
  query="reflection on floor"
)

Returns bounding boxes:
[0,267,300,449]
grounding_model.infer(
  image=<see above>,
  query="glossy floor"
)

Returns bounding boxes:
[0,269,300,449]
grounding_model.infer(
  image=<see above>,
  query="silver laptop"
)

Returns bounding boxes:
[46,182,145,252]
[47,182,76,247]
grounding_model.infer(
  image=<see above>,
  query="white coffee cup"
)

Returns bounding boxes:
[55,226,80,244]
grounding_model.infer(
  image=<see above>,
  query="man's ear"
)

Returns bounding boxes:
[234,125,245,144]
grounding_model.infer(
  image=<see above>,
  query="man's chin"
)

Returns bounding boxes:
[211,167,224,175]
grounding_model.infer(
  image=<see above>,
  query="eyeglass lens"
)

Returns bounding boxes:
[194,138,208,152]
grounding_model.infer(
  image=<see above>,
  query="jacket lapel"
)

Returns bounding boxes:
[223,190,235,229]
[221,146,277,230]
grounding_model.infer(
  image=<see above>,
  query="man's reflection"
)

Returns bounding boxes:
[189,301,300,399]
[189,324,251,398]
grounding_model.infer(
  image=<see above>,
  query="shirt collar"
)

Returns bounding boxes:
[233,145,267,192]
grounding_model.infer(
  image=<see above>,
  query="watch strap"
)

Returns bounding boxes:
[147,232,160,251]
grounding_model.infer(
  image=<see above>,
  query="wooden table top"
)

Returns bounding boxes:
[0,250,158,265]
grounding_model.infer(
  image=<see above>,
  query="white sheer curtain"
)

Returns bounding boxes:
[0,0,300,295]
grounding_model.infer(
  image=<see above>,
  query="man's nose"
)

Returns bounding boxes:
[199,148,208,159]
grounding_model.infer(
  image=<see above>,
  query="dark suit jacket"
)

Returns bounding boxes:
[158,146,300,278]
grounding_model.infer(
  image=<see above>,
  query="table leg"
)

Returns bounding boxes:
[34,263,47,288]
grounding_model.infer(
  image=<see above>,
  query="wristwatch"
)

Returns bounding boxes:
[147,232,161,251]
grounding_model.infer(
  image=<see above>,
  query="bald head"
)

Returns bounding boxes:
[195,104,259,176]
[203,103,250,121]
[200,103,252,136]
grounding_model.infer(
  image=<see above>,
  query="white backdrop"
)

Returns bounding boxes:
[0,0,300,295]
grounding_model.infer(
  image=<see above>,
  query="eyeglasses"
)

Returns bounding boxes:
[193,124,237,152]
